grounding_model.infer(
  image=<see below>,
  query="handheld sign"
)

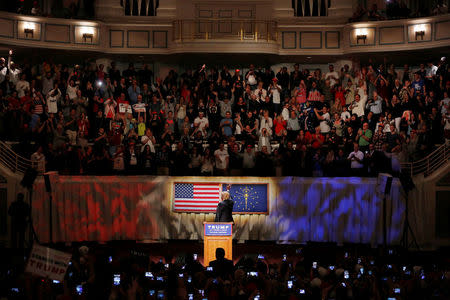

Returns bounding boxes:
[25,245,72,281]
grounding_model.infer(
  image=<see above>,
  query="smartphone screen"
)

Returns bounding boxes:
[312,262,317,269]
[113,274,120,286]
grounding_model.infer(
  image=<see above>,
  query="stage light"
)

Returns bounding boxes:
[414,24,426,40]
[355,28,368,44]
[80,27,94,43]
[23,22,35,38]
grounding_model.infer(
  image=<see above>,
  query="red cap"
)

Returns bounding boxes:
[235,69,240,73]
[272,77,278,81]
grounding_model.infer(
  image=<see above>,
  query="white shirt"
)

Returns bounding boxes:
[319,112,331,133]
[426,65,438,77]
[67,85,78,100]
[8,68,21,85]
[31,152,45,172]
[270,84,281,104]
[351,98,366,118]
[341,111,351,121]
[194,116,209,132]
[214,149,229,170]
[259,117,273,135]
[16,80,29,98]
[325,71,339,87]
[47,89,61,114]
[281,107,290,121]
[0,67,6,83]
[141,135,155,153]
[253,88,267,102]
[347,150,364,169]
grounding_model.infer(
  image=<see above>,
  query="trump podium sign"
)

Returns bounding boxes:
[25,245,72,281]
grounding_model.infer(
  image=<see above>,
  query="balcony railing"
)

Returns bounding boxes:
[173,19,278,42]
[0,141,43,174]
[400,141,450,177]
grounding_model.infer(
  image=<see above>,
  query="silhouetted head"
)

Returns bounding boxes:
[216,247,225,259]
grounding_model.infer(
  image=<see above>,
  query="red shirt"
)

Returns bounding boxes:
[311,133,324,149]
[274,118,287,135]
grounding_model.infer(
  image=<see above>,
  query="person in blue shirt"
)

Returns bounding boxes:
[220,111,233,137]
[127,79,141,105]
[412,72,425,97]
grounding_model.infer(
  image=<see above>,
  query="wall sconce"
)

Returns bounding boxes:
[80,27,94,43]
[23,22,35,38]
[355,28,368,44]
[414,24,426,40]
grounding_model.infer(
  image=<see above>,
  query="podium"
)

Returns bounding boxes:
[203,222,233,266]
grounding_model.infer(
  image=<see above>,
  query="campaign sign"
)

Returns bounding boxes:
[25,245,72,281]
[204,223,232,236]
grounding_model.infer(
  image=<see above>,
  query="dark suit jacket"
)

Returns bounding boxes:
[214,199,234,222]
[209,258,234,279]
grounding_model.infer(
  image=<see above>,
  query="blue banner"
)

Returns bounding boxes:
[204,223,233,236]
[222,184,268,213]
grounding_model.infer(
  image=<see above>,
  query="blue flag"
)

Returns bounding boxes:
[223,184,268,213]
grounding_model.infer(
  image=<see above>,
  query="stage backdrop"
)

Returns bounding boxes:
[31,176,404,246]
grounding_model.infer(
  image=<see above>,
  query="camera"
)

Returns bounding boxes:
[394,288,401,294]
[258,254,265,259]
[299,289,305,294]
[247,271,258,277]
[207,267,213,271]
[145,272,153,278]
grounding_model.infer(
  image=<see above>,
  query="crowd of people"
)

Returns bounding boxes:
[1,244,449,299]
[350,0,449,22]
[0,50,449,177]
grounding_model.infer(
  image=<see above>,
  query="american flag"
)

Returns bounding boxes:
[173,183,222,212]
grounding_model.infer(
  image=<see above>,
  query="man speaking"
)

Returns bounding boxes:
[214,184,234,223]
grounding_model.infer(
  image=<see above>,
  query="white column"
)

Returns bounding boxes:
[327,0,354,18]
[273,0,295,18]
[95,0,124,19]
[157,0,176,18]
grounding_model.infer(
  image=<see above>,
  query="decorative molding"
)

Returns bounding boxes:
[379,25,405,45]
[127,30,150,48]
[238,10,253,18]
[198,10,213,18]
[218,10,232,18]
[153,30,168,48]
[299,31,322,49]
[44,23,71,44]
[110,29,124,48]
[434,20,450,41]
[0,18,15,38]
[282,31,296,49]
[325,31,340,49]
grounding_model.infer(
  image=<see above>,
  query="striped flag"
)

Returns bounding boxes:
[173,183,222,212]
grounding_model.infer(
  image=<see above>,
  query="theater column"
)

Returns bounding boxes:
[95,0,124,19]
[327,0,354,19]
[273,0,294,18]
[157,0,176,18]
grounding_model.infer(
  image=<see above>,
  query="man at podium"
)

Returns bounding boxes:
[214,184,234,223]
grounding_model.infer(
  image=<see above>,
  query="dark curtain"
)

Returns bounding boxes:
[297,0,303,16]
[304,0,311,16]
[132,0,139,15]
[312,0,319,16]
[148,0,154,16]
[140,0,147,16]
[320,0,327,16]
[125,0,130,15]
